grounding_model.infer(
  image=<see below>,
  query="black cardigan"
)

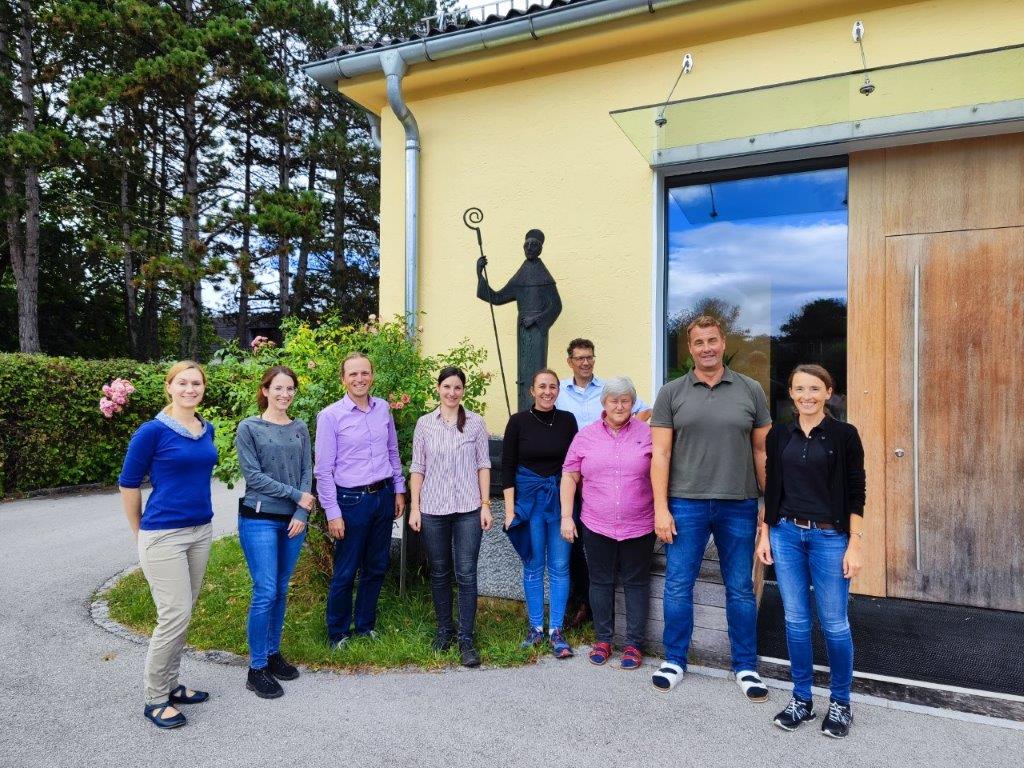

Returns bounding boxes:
[763,416,866,532]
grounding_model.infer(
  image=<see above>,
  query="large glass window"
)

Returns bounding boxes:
[665,161,848,421]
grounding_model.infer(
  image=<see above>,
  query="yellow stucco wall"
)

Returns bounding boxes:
[362,0,1023,431]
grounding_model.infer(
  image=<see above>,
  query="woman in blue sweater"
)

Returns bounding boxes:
[235,365,313,699]
[119,361,218,729]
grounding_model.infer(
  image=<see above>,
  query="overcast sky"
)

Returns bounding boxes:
[667,167,848,336]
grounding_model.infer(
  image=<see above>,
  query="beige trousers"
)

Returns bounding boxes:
[137,523,213,706]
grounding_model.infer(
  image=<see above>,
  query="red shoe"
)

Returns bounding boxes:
[588,641,612,666]
[620,645,643,670]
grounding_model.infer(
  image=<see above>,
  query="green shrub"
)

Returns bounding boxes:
[0,315,489,498]
[205,314,490,486]
[0,355,167,495]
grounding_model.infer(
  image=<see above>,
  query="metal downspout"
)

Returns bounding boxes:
[380,51,420,338]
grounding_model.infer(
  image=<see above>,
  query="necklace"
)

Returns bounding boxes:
[529,407,555,427]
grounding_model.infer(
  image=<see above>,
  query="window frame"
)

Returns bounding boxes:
[658,156,851,394]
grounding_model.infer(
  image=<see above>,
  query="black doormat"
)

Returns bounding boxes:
[757,583,1024,696]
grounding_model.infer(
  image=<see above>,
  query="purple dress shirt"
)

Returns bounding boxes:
[562,416,654,541]
[314,394,406,521]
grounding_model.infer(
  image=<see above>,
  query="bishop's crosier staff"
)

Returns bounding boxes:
[463,206,512,417]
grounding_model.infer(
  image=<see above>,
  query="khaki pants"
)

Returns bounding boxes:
[137,523,213,706]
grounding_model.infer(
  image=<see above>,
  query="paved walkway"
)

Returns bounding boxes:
[1,484,1019,768]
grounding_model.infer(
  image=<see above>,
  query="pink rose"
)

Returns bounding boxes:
[400,393,411,405]
[114,378,136,395]
[99,397,118,418]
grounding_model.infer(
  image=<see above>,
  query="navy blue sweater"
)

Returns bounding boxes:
[118,412,219,530]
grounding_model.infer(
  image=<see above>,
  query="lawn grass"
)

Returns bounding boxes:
[104,535,592,671]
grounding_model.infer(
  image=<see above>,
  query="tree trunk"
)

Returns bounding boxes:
[14,0,41,353]
[142,110,170,361]
[177,0,201,360]
[292,119,317,316]
[332,123,348,304]
[119,116,141,358]
[236,123,253,343]
[277,31,290,320]
[180,90,201,360]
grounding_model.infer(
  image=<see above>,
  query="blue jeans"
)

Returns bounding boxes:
[663,497,759,672]
[769,519,854,704]
[523,513,572,630]
[326,485,395,641]
[238,515,306,669]
[421,510,482,642]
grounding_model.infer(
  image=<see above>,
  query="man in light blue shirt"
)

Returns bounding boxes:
[555,338,651,628]
[555,338,652,428]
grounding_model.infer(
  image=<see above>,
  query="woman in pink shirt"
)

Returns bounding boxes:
[560,376,655,669]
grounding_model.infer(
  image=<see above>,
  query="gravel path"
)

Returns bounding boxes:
[1,484,1020,768]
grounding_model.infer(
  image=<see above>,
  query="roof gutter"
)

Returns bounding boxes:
[302,0,701,86]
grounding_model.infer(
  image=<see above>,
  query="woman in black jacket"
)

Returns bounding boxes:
[755,364,865,739]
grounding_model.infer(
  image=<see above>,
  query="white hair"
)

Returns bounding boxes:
[601,376,637,405]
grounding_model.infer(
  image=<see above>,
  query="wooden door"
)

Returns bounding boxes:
[885,227,1024,611]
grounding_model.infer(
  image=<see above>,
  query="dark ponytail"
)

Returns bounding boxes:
[437,366,468,433]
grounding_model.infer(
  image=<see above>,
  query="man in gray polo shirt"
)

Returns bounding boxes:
[649,315,771,701]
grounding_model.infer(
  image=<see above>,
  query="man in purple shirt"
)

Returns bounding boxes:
[315,352,407,647]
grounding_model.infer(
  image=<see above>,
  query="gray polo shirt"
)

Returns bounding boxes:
[651,368,771,500]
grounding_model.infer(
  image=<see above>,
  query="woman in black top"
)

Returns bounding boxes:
[502,368,578,658]
[756,364,866,739]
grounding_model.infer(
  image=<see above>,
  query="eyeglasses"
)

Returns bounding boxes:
[570,355,595,363]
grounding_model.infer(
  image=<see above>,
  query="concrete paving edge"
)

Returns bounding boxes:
[89,565,1024,731]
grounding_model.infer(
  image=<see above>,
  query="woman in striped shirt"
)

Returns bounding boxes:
[409,366,493,667]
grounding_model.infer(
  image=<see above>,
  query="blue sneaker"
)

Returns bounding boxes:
[521,627,545,648]
[550,629,574,659]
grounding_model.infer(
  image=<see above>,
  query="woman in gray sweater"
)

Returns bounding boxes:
[235,365,314,699]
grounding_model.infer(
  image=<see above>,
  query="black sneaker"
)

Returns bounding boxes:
[821,699,853,738]
[246,667,284,699]
[267,652,299,681]
[432,630,454,652]
[773,697,816,731]
[459,640,481,668]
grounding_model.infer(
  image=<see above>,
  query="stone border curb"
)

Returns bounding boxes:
[91,563,248,669]
[89,562,505,677]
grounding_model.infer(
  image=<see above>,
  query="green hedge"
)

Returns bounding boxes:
[0,354,171,495]
[0,316,489,497]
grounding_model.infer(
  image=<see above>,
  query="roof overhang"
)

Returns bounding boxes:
[302,0,702,90]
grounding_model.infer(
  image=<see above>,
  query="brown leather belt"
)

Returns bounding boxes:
[785,517,835,530]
